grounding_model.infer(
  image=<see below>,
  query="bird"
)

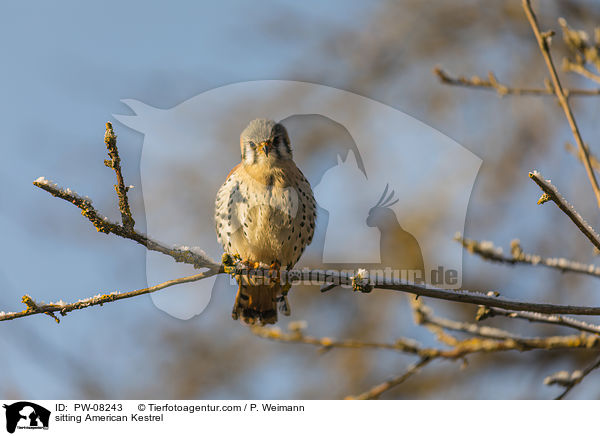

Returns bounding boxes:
[215,119,316,325]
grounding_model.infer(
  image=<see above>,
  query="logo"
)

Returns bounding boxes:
[3,402,50,433]
[114,80,481,319]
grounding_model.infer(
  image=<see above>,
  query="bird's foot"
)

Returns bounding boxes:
[222,252,242,274]
[277,283,292,316]
[267,260,282,286]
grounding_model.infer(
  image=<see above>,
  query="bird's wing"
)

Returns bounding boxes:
[215,165,249,251]
[290,166,317,265]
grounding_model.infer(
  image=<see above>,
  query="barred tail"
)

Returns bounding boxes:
[232,277,290,325]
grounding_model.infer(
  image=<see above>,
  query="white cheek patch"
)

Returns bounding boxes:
[243,146,255,164]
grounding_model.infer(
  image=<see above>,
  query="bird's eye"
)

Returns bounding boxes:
[249,141,256,148]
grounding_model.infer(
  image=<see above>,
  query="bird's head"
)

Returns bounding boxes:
[240,118,292,166]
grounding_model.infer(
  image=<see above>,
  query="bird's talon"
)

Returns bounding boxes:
[278,294,291,316]
[222,252,234,265]
[222,253,238,275]
[267,260,282,286]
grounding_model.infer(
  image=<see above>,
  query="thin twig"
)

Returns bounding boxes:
[103,122,135,230]
[545,354,600,399]
[565,142,600,172]
[252,325,600,359]
[563,60,600,84]
[414,303,524,341]
[484,308,600,336]
[346,357,433,400]
[456,234,600,278]
[529,171,600,251]
[523,0,600,209]
[558,18,600,77]
[275,268,600,316]
[33,177,219,271]
[319,283,338,293]
[250,324,424,354]
[375,280,600,316]
[0,271,216,322]
[433,67,600,97]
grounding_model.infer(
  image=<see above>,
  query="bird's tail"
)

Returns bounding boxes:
[232,275,290,325]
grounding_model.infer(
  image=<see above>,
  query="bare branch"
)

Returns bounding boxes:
[484,307,600,336]
[374,280,600,316]
[253,321,600,399]
[456,233,600,278]
[253,324,600,360]
[545,354,600,400]
[522,0,600,209]
[563,60,600,84]
[11,250,600,323]
[250,322,424,354]
[10,230,600,322]
[414,303,525,341]
[565,142,600,172]
[432,334,600,357]
[433,67,600,97]
[0,271,216,322]
[103,122,135,230]
[529,171,600,251]
[33,177,219,271]
[558,17,600,75]
[346,357,433,400]
[250,268,600,316]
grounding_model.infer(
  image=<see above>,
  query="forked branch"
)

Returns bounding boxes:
[522,0,600,209]
[433,67,600,97]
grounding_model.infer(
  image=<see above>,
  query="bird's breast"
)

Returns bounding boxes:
[216,162,315,267]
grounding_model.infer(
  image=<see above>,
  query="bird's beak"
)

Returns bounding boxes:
[260,141,271,157]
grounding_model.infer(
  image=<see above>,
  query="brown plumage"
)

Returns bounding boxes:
[215,119,316,325]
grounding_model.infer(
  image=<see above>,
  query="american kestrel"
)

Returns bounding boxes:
[215,119,316,325]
